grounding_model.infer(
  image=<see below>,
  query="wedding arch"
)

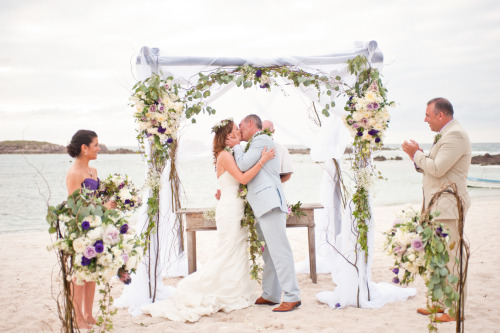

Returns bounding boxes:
[115,40,415,315]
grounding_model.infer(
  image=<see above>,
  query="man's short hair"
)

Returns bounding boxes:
[244,114,262,129]
[427,97,454,117]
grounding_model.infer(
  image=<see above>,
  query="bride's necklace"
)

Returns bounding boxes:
[87,168,93,177]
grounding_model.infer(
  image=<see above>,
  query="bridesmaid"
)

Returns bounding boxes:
[65,129,116,328]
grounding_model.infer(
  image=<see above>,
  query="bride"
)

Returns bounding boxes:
[142,118,276,322]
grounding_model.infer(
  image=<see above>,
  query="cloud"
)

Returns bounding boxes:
[1,0,500,145]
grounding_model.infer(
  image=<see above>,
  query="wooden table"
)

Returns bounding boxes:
[177,203,323,284]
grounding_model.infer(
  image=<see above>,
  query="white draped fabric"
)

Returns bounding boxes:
[116,41,415,315]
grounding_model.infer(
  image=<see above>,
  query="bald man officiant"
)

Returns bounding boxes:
[402,97,471,322]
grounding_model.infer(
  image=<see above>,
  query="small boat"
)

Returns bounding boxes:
[467,177,500,189]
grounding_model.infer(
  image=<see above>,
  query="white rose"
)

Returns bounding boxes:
[85,215,102,228]
[407,253,416,262]
[112,248,123,258]
[102,268,116,283]
[87,227,104,241]
[125,255,138,271]
[118,188,132,201]
[73,238,87,253]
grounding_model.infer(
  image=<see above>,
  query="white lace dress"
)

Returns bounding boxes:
[141,171,257,322]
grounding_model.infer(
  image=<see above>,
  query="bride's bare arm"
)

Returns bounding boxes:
[218,147,275,185]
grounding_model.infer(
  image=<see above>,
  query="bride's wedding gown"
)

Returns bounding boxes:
[142,171,257,322]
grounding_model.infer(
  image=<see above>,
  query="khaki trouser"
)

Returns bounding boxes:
[437,218,467,309]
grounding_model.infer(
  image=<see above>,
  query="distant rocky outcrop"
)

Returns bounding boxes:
[0,140,137,154]
[471,153,500,166]
[374,155,403,162]
[0,140,66,154]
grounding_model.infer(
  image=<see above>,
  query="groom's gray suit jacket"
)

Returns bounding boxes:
[233,133,288,217]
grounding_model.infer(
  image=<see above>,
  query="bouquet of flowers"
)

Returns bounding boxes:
[99,173,142,213]
[287,201,306,219]
[385,206,460,319]
[48,188,143,285]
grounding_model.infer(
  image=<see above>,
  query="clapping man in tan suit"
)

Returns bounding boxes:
[402,97,471,322]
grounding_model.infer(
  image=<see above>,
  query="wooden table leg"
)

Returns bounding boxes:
[308,224,317,284]
[187,230,197,274]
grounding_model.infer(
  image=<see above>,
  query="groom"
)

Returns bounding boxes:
[226,114,301,312]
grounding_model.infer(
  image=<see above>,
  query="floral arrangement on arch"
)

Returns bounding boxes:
[130,74,183,158]
[47,188,143,331]
[99,174,142,213]
[341,56,395,262]
[385,206,460,330]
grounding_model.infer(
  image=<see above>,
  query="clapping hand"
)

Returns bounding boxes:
[402,140,422,161]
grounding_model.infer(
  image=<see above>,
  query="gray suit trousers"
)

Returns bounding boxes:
[257,207,300,303]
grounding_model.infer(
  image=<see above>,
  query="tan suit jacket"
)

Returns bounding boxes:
[414,119,472,220]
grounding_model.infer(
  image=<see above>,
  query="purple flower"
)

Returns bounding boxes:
[81,220,90,230]
[259,83,270,89]
[119,182,125,189]
[368,129,379,136]
[158,126,166,134]
[352,123,359,129]
[411,238,424,252]
[164,83,170,89]
[335,303,341,308]
[120,224,129,234]
[392,267,399,274]
[124,199,131,205]
[255,69,262,77]
[357,131,363,137]
[375,137,381,143]
[436,227,448,238]
[393,245,404,255]
[94,240,104,253]
[121,252,129,263]
[84,245,97,259]
[149,104,157,112]
[81,256,92,266]
[167,138,174,144]
[367,102,380,110]
[392,277,400,284]
[158,105,165,112]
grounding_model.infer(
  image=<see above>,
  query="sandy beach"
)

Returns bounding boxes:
[1,196,499,333]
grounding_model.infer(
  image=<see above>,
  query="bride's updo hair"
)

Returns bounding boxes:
[212,120,234,164]
[67,129,98,158]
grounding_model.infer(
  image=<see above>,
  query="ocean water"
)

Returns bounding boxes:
[1,143,499,234]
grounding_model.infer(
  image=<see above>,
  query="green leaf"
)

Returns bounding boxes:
[433,288,443,300]
[49,226,56,234]
[326,90,332,96]
[440,267,448,276]
[437,242,444,253]
[203,90,211,98]
[243,81,252,88]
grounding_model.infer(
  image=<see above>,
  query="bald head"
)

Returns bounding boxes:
[262,120,275,133]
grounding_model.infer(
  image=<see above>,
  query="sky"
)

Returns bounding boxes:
[1,0,500,147]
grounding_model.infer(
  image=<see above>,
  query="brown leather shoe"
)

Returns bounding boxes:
[417,306,445,315]
[272,301,302,312]
[255,297,278,306]
[435,313,464,322]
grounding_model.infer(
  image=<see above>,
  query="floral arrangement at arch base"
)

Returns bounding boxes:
[385,206,460,332]
[46,188,142,332]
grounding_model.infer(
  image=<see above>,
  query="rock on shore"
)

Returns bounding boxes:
[471,153,500,166]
